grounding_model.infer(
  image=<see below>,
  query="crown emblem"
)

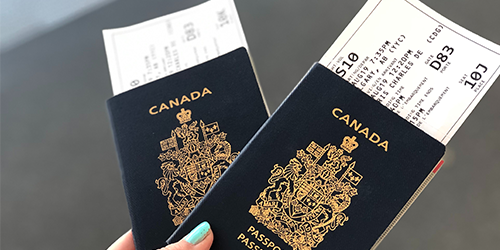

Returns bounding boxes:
[176,108,192,124]
[249,137,363,250]
[341,136,358,153]
[155,110,239,226]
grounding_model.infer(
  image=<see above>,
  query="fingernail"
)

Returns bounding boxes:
[184,221,211,245]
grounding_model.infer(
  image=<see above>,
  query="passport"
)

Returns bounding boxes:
[107,48,268,250]
[167,63,445,250]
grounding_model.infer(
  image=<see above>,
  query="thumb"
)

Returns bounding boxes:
[159,221,213,250]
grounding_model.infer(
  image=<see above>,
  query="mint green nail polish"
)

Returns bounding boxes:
[184,221,210,245]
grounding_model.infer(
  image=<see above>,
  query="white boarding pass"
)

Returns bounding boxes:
[320,0,500,144]
[103,0,247,95]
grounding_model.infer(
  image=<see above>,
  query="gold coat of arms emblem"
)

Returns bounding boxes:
[155,108,239,225]
[249,136,363,250]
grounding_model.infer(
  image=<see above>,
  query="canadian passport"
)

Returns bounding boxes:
[107,48,268,250]
[167,63,445,249]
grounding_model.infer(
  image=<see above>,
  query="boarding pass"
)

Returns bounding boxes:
[320,0,500,144]
[103,0,247,95]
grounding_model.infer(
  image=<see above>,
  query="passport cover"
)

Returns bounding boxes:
[167,63,446,250]
[107,48,269,250]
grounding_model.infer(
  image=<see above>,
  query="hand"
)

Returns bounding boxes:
[107,221,213,250]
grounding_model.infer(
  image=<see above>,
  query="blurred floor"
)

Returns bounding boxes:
[1,0,499,249]
[0,0,115,52]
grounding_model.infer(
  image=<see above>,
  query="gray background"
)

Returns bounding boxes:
[1,0,499,249]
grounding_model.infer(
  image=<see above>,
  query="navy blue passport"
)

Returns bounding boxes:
[107,48,269,250]
[167,63,445,250]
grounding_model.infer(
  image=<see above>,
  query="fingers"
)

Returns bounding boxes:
[158,221,213,250]
[107,229,135,250]
[107,222,213,250]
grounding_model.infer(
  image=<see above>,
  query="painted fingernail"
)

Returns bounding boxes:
[184,221,211,245]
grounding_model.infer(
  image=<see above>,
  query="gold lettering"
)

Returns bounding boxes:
[331,107,389,152]
[339,114,350,125]
[258,234,269,245]
[150,88,212,115]
[268,241,275,248]
[369,133,380,143]
[350,119,362,131]
[190,91,201,101]
[239,225,283,250]
[202,87,213,97]
[242,238,249,245]
[378,141,389,152]
[180,95,191,105]
[169,98,180,108]
[238,233,246,240]
[159,103,169,113]
[149,106,158,115]
[358,127,370,138]
[332,108,343,118]
[251,230,259,237]
[257,233,264,241]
